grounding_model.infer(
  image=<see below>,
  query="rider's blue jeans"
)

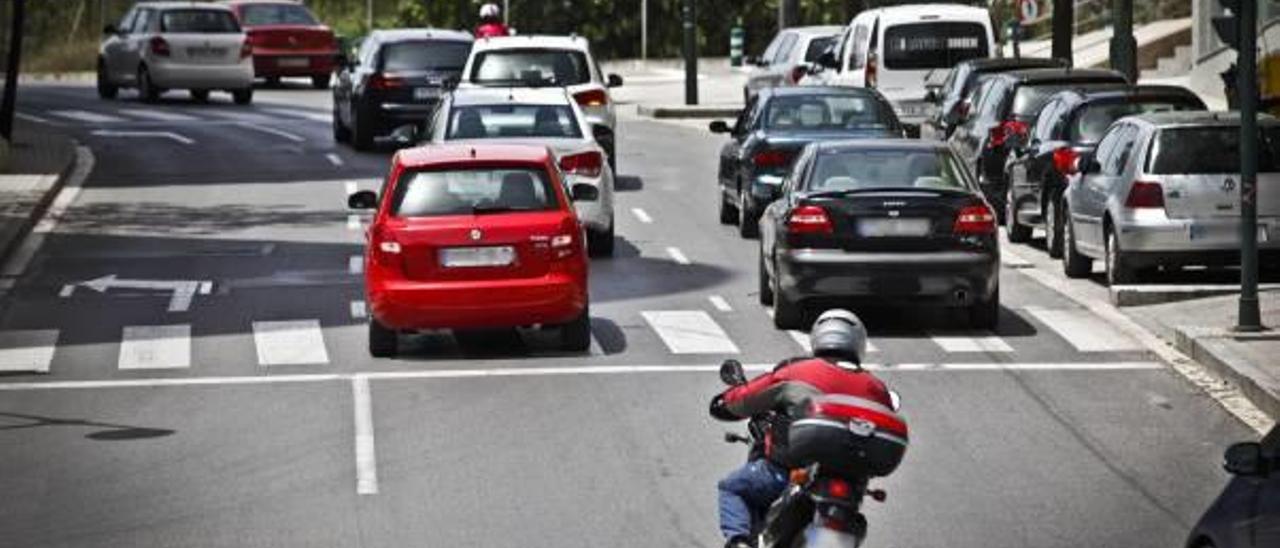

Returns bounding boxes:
[718,458,789,539]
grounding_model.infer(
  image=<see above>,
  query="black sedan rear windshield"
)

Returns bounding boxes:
[161,9,240,33]
[447,105,582,139]
[238,4,318,26]
[394,168,558,216]
[1012,81,1123,118]
[1070,99,1203,144]
[470,49,590,86]
[383,41,471,72]
[764,95,894,131]
[1148,126,1280,174]
[808,149,970,191]
[883,22,988,70]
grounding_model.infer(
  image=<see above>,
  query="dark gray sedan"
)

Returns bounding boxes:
[1186,425,1280,548]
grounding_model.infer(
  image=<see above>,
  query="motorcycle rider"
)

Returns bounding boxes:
[709,310,900,548]
[474,3,511,38]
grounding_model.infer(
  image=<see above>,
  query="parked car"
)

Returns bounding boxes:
[420,87,617,256]
[744,25,842,102]
[919,57,1068,141]
[757,140,999,330]
[709,86,904,238]
[223,0,338,89]
[1061,112,1280,285]
[947,68,1128,220]
[332,29,473,150]
[1004,85,1206,255]
[348,143,593,357]
[460,35,623,172]
[1185,424,1280,548]
[98,1,254,104]
[808,3,996,135]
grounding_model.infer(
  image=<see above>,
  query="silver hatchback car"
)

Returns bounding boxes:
[1061,111,1280,285]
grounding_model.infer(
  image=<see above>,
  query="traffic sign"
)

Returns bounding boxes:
[1019,0,1039,23]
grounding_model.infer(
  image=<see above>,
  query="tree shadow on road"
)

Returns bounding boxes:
[0,411,174,441]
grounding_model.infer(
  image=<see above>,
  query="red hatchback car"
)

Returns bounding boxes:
[224,1,338,88]
[348,144,593,357]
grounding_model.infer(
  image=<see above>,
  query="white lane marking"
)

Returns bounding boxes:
[642,311,740,354]
[350,300,367,319]
[345,181,359,195]
[930,333,1014,353]
[261,107,331,123]
[0,362,1169,391]
[200,109,277,123]
[16,112,52,124]
[90,129,194,145]
[252,320,330,366]
[238,122,306,143]
[349,255,364,274]
[588,333,604,356]
[0,147,92,297]
[117,108,200,122]
[0,330,59,374]
[1023,306,1143,352]
[708,295,732,312]
[631,207,653,223]
[118,325,191,370]
[327,153,344,167]
[198,281,213,295]
[351,376,379,495]
[58,284,74,297]
[49,109,127,123]
[347,215,362,231]
[788,329,812,352]
[666,246,690,265]
[75,275,203,312]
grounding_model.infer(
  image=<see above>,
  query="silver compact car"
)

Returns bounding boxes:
[1061,111,1280,285]
[98,2,254,104]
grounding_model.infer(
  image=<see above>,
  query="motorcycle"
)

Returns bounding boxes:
[717,359,899,548]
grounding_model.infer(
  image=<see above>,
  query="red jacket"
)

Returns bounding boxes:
[474,22,510,38]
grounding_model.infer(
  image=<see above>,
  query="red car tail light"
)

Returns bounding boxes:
[150,36,171,57]
[987,120,1029,149]
[368,73,405,90]
[573,89,609,107]
[787,205,834,234]
[550,233,578,259]
[1124,181,1165,209]
[559,151,604,178]
[866,53,878,88]
[753,150,791,169]
[369,227,402,269]
[953,204,996,235]
[1052,146,1079,175]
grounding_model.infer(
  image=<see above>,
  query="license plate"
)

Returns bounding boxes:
[440,246,515,268]
[896,102,929,117]
[1188,224,1268,241]
[413,87,440,101]
[858,218,931,237]
[188,47,226,58]
[276,57,308,68]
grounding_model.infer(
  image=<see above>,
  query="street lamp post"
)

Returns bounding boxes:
[1238,0,1263,331]
[641,0,647,61]
[682,0,697,105]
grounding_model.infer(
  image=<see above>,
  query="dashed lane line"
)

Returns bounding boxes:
[666,246,691,265]
[327,153,345,167]
[237,122,306,143]
[708,295,732,312]
[351,376,379,495]
[631,207,653,223]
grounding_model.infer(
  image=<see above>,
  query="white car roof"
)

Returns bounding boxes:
[450,87,573,107]
[855,3,991,25]
[470,34,591,54]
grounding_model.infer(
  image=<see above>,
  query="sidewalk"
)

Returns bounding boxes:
[0,120,77,271]
[1124,290,1280,418]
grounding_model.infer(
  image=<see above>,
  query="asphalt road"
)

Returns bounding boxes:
[0,82,1258,548]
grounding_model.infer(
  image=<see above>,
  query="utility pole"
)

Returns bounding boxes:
[0,0,25,141]
[504,0,509,25]
[641,0,647,61]
[682,0,697,105]
[1051,0,1074,65]
[779,0,799,31]
[1110,0,1137,82]
[1238,0,1263,331]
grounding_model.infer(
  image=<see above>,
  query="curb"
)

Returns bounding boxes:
[637,104,742,119]
[1111,284,1280,307]
[1174,325,1280,419]
[0,139,78,267]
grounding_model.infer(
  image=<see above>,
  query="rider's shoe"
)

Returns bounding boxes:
[724,536,755,548]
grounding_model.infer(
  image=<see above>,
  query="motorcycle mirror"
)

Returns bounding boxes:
[888,390,902,412]
[719,359,748,386]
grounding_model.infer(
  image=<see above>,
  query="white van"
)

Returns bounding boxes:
[809,4,995,134]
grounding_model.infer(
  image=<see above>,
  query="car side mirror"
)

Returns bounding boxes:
[719,359,748,386]
[571,183,599,201]
[347,190,378,210]
[103,24,118,35]
[606,73,623,88]
[709,120,731,134]
[1224,442,1268,477]
[389,124,420,146]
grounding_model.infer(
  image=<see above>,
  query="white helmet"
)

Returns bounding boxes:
[809,309,868,365]
[479,3,500,18]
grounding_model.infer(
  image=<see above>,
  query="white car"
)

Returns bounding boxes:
[459,35,623,172]
[98,2,254,104]
[744,25,842,102]
[422,87,617,256]
[806,3,995,135]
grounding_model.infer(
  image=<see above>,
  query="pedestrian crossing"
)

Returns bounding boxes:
[32,105,331,127]
[0,303,1149,376]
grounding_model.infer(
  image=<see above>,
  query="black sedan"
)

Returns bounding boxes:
[758,140,999,330]
[1185,425,1280,548]
[920,56,1068,141]
[1003,85,1205,254]
[710,86,903,238]
[332,29,472,150]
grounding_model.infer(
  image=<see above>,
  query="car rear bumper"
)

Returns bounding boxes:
[368,273,587,330]
[150,61,253,90]
[1117,214,1280,266]
[777,248,999,306]
[252,51,337,77]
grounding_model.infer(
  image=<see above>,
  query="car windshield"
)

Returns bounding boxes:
[808,149,970,191]
[1070,100,1202,144]
[1012,82,1121,118]
[161,9,240,33]
[804,36,836,63]
[238,4,318,26]
[470,49,591,86]
[883,22,988,70]
[1148,126,1280,174]
[764,95,893,131]
[383,41,472,72]
[446,104,583,140]
[393,168,559,216]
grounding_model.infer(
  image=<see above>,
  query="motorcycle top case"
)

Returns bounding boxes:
[786,394,908,478]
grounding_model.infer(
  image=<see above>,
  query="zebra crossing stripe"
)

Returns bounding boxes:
[929,333,1015,353]
[641,311,739,354]
[1022,306,1143,352]
[48,110,127,123]
[0,330,58,373]
[117,109,200,122]
[119,325,191,370]
[252,320,330,366]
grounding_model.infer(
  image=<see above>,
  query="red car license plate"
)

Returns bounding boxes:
[440,246,515,268]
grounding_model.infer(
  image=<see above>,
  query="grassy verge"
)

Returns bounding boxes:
[23,39,98,75]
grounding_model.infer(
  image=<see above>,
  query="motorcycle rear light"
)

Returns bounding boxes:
[559,151,603,178]
[826,478,852,499]
[1052,146,1079,175]
[1124,181,1165,209]
[369,73,405,90]
[953,204,996,235]
[787,205,833,234]
[150,36,171,57]
[573,89,609,107]
[789,468,810,485]
[753,150,791,169]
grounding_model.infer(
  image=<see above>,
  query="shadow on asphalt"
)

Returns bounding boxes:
[0,411,175,441]
[615,175,644,192]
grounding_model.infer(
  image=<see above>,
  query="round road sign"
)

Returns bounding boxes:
[1019,0,1039,23]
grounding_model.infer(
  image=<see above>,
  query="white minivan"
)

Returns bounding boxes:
[808,4,995,134]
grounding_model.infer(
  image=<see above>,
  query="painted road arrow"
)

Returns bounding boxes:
[62,275,212,312]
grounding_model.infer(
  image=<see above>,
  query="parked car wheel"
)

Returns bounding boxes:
[311,74,331,90]
[560,306,592,352]
[587,222,614,258]
[1105,227,1136,285]
[352,109,375,151]
[1045,192,1064,258]
[771,264,803,330]
[758,248,774,306]
[96,59,118,100]
[232,88,253,105]
[738,190,759,238]
[968,287,999,329]
[1061,204,1092,278]
[189,89,210,103]
[719,189,738,225]
[368,318,397,358]
[1006,187,1032,243]
[137,66,160,103]
[332,106,351,143]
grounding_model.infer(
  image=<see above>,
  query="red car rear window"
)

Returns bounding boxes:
[238,4,318,26]
[392,168,560,217]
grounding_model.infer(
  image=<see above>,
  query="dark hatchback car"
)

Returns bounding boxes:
[948,68,1128,219]
[332,29,473,150]
[1186,425,1280,548]
[1004,85,1206,254]
[920,57,1068,141]
[710,86,904,238]
[757,140,999,330]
